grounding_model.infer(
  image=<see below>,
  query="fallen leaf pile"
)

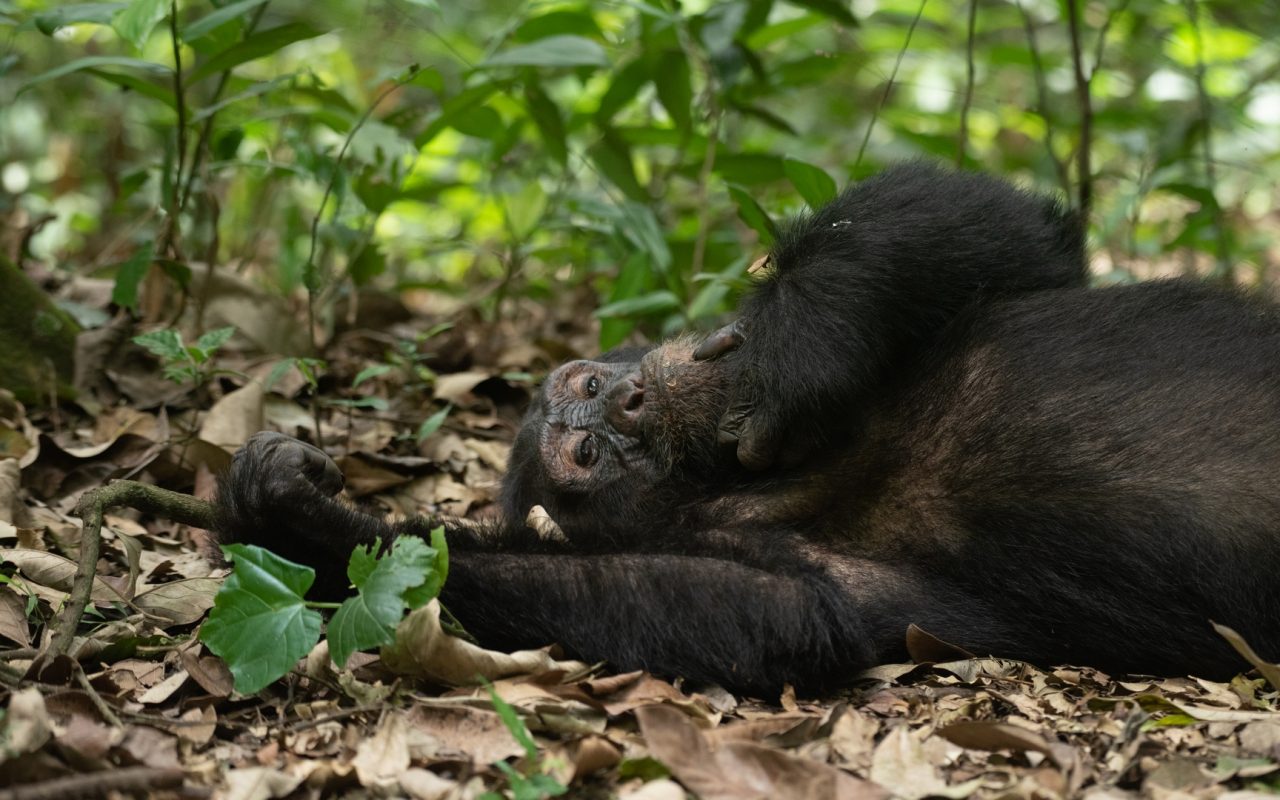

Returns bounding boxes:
[1,281,1278,798]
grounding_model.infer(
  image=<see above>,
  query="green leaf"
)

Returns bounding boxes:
[112,0,167,51]
[415,82,499,148]
[403,527,449,608]
[483,35,608,69]
[588,128,646,201]
[200,544,323,694]
[187,23,325,84]
[783,157,838,207]
[784,0,856,26]
[600,252,650,350]
[33,3,126,35]
[596,58,649,121]
[133,328,185,362]
[327,537,437,668]
[415,405,451,443]
[729,184,778,244]
[524,83,567,168]
[352,364,392,388]
[110,242,154,312]
[617,202,671,273]
[83,68,177,108]
[513,10,602,42]
[19,56,171,94]
[653,49,692,132]
[181,0,269,41]
[194,326,236,357]
[594,290,681,319]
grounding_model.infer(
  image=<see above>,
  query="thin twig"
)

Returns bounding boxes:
[1065,0,1093,219]
[855,0,928,169]
[0,648,38,661]
[165,1,187,258]
[178,2,271,214]
[1182,0,1233,284]
[956,0,979,167]
[72,661,123,728]
[45,482,216,658]
[0,766,186,800]
[1015,0,1072,198]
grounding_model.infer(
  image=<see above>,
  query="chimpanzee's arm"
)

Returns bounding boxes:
[436,548,879,694]
[700,163,1085,469]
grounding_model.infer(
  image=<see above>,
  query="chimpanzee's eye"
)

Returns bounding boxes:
[585,375,600,398]
[575,433,598,467]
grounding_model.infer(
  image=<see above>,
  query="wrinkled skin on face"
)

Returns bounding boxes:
[500,337,735,539]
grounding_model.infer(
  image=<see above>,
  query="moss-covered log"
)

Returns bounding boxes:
[0,255,79,405]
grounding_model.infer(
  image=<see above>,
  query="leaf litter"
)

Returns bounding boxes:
[1,284,1278,799]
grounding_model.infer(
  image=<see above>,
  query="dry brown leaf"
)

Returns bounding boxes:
[939,720,1082,793]
[222,766,306,800]
[133,576,221,624]
[1,687,54,755]
[403,704,524,765]
[869,726,980,800]
[1213,622,1280,690]
[637,704,885,800]
[0,458,20,522]
[398,768,458,800]
[137,669,190,704]
[382,599,586,685]
[0,584,31,646]
[353,711,411,787]
[432,370,491,403]
[0,548,128,603]
[199,381,265,451]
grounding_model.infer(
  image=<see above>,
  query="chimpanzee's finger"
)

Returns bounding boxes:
[693,320,747,361]
[733,413,783,472]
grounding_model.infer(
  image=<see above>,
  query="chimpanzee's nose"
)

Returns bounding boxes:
[604,375,645,435]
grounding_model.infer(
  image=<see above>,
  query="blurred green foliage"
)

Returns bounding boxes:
[1,0,1278,350]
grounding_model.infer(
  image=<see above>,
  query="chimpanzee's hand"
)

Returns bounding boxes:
[227,431,344,510]
[694,320,788,471]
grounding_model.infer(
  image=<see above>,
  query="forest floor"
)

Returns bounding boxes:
[0,276,1277,800]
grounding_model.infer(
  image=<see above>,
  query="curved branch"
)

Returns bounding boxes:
[46,481,216,658]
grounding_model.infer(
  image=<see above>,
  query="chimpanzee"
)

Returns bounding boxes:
[215,163,1280,694]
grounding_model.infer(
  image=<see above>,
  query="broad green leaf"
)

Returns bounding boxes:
[19,56,171,94]
[34,3,126,35]
[504,181,548,240]
[181,0,269,41]
[110,242,154,312]
[729,185,778,244]
[483,35,608,69]
[328,538,437,669]
[784,157,838,207]
[133,328,185,362]
[653,49,692,132]
[200,544,323,694]
[112,0,167,51]
[524,83,567,168]
[415,405,451,443]
[187,23,324,84]
[594,290,681,319]
[194,326,236,356]
[784,0,856,26]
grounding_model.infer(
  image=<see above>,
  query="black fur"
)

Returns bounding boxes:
[214,163,1280,695]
